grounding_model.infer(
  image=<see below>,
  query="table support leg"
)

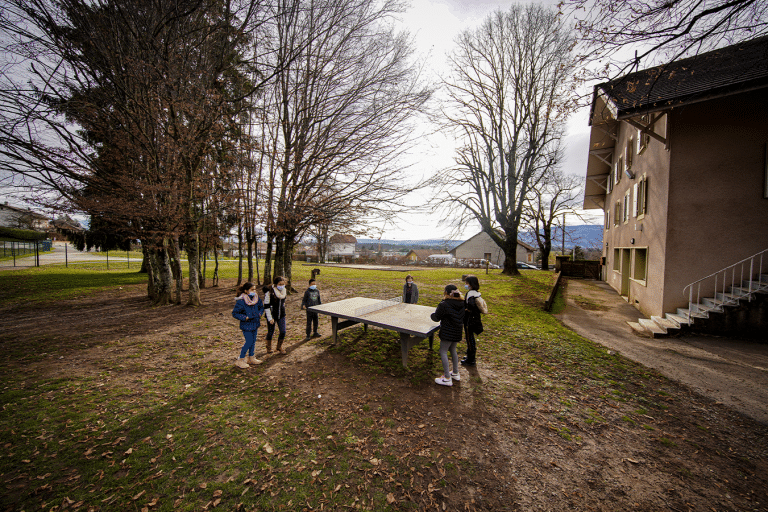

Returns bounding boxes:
[400,333,425,368]
[331,316,338,344]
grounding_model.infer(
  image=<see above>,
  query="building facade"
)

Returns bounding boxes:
[582,36,768,318]
[450,231,534,268]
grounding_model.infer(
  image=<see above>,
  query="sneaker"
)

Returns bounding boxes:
[450,372,461,381]
[311,333,322,338]
[278,348,287,354]
[460,359,476,367]
[302,336,311,342]
[234,358,249,369]
[435,376,453,387]
[247,356,263,365]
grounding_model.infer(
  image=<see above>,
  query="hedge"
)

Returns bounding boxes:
[0,226,48,241]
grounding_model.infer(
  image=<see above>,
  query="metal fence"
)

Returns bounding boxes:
[0,240,53,267]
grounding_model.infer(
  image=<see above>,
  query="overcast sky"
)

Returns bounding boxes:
[376,0,601,240]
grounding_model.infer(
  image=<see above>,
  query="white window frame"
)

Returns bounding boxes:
[623,190,630,224]
[631,247,648,285]
[637,174,648,219]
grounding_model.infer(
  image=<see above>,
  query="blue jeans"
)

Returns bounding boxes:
[239,329,257,358]
[266,317,286,341]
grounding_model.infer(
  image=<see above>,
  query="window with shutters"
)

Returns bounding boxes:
[605,209,610,230]
[623,190,630,223]
[615,156,623,185]
[614,199,621,227]
[625,139,634,171]
[613,248,620,271]
[637,115,650,154]
[636,174,648,218]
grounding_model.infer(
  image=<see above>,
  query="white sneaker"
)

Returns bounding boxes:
[435,376,452,387]
[450,372,461,381]
[234,358,249,369]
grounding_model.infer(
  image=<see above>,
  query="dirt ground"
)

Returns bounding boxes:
[2,279,768,511]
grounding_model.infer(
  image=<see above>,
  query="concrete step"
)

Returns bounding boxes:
[639,318,667,337]
[729,286,768,296]
[701,297,724,312]
[628,321,650,336]
[652,315,680,332]
[666,312,689,327]
[741,280,768,290]
[715,292,741,305]
[677,307,707,320]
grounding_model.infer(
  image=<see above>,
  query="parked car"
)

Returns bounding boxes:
[516,262,539,270]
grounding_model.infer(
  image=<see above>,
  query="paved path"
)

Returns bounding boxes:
[557,279,768,425]
[0,242,130,270]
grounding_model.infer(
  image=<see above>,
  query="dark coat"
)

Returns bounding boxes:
[301,287,322,309]
[430,296,465,343]
[402,282,419,304]
[232,297,264,331]
[264,287,286,321]
[465,291,483,334]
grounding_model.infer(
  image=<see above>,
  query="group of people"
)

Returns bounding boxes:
[231,276,323,368]
[230,273,485,383]
[428,275,484,387]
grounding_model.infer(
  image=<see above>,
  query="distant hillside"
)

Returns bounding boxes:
[357,239,463,250]
[520,224,603,250]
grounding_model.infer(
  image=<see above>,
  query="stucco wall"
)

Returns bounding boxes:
[663,89,768,313]
[602,115,671,317]
[452,232,532,267]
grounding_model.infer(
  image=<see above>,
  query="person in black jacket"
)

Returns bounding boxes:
[264,276,288,354]
[430,284,465,387]
[462,275,483,366]
[300,278,322,341]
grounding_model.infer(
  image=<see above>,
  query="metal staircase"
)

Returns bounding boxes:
[630,249,768,338]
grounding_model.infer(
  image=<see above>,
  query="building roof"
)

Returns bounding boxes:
[0,202,48,220]
[329,234,357,244]
[591,35,768,122]
[450,231,535,253]
[405,249,441,260]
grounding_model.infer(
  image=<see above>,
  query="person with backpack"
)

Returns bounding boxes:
[231,282,264,368]
[462,275,485,366]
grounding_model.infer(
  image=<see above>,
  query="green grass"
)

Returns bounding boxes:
[0,264,686,511]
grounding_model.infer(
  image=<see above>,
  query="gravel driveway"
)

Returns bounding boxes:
[557,278,768,425]
[0,242,129,270]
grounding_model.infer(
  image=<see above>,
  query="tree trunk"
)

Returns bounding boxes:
[246,232,254,282]
[140,244,150,274]
[213,250,219,287]
[501,235,521,276]
[186,234,202,306]
[273,235,284,281]
[541,226,552,271]
[236,212,243,287]
[170,236,183,304]
[283,235,295,292]
[264,234,274,285]
[200,250,207,290]
[149,242,174,305]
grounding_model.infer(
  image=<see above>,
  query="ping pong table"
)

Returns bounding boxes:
[308,297,440,367]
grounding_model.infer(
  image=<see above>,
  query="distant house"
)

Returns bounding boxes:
[450,231,534,267]
[328,234,357,260]
[49,215,84,241]
[403,249,443,263]
[0,202,49,231]
[582,35,768,332]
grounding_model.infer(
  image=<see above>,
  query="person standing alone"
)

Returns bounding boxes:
[301,278,322,341]
[402,275,419,304]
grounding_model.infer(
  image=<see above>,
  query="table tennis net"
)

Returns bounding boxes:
[353,296,402,317]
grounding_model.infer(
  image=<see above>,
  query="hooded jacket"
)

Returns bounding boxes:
[232,296,264,331]
[430,296,465,343]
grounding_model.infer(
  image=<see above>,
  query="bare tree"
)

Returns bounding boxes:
[434,4,575,275]
[522,163,584,271]
[563,0,768,81]
[261,0,430,290]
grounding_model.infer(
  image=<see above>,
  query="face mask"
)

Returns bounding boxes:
[248,291,256,297]
[464,284,469,290]
[406,281,413,285]
[277,285,285,291]
[309,285,317,290]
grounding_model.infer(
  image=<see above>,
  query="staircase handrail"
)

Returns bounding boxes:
[682,248,768,325]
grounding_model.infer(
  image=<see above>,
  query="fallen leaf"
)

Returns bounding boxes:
[213,490,223,497]
[212,498,221,507]
[199,483,207,489]
[386,493,396,504]
[133,490,146,500]
[263,442,274,454]
[125,448,133,455]
[311,470,321,478]
[370,458,380,466]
